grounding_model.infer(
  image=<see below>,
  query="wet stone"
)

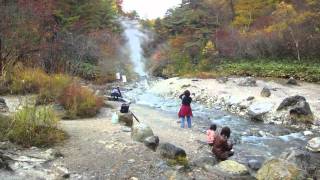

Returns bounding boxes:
[247,102,273,121]
[287,77,298,85]
[277,95,314,123]
[236,77,257,87]
[303,131,313,136]
[247,159,262,171]
[280,148,319,176]
[260,87,271,97]
[306,137,320,152]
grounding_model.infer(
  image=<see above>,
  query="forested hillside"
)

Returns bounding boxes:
[146,0,320,81]
[0,0,123,81]
[0,0,125,148]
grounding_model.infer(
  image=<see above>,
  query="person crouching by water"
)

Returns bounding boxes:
[207,124,217,146]
[111,87,122,100]
[212,126,234,161]
[178,90,193,128]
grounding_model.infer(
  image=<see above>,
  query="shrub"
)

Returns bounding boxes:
[93,74,116,85]
[0,114,12,141]
[36,74,73,105]
[6,105,65,147]
[218,59,320,82]
[59,83,104,119]
[197,59,215,72]
[77,62,98,80]
[10,66,50,94]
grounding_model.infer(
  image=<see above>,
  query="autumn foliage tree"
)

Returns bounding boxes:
[148,0,320,77]
[0,0,123,80]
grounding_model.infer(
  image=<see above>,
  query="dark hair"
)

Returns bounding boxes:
[210,124,217,131]
[220,127,231,138]
[184,90,191,97]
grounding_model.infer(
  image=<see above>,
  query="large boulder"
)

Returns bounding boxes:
[206,160,254,179]
[281,148,311,170]
[118,112,133,127]
[247,102,273,121]
[260,87,271,97]
[277,95,313,124]
[144,136,159,151]
[131,123,154,142]
[236,77,257,87]
[256,159,306,180]
[306,137,320,152]
[0,98,9,113]
[214,160,249,176]
[158,143,186,160]
[281,148,320,178]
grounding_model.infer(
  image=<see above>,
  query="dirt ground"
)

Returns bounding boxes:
[55,103,215,180]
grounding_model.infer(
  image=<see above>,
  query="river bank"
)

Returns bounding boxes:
[148,77,320,130]
[1,78,320,179]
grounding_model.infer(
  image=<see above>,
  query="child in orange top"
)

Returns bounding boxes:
[207,124,217,146]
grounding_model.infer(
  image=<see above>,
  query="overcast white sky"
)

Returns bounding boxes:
[122,0,181,19]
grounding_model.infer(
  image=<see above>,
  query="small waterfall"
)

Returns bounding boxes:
[121,19,149,77]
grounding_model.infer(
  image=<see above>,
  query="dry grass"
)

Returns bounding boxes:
[10,67,50,94]
[36,74,73,105]
[59,83,104,119]
[3,105,66,147]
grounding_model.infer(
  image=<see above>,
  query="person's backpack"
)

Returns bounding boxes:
[120,103,130,113]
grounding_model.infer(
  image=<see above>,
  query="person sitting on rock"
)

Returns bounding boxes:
[178,90,193,128]
[212,126,234,161]
[207,124,217,146]
[111,87,122,100]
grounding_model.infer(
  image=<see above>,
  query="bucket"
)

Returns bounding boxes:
[111,112,119,124]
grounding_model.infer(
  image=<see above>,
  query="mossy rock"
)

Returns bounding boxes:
[256,159,306,180]
[215,160,249,176]
[167,156,189,166]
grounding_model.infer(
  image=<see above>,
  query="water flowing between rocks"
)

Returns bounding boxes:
[124,79,310,164]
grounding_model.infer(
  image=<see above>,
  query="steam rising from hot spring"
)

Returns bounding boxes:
[121,19,149,77]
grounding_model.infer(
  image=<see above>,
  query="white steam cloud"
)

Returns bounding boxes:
[121,19,149,77]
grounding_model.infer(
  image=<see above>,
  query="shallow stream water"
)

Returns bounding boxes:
[124,79,310,164]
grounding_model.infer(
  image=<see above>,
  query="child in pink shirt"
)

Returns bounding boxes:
[207,124,217,146]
